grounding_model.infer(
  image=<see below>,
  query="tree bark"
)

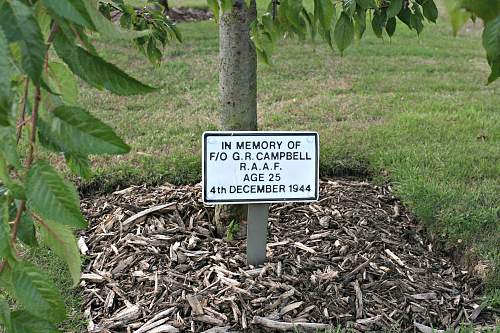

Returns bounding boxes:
[215,0,257,237]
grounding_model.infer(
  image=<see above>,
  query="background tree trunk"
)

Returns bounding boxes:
[215,0,257,237]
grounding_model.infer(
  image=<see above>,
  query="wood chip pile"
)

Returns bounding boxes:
[80,179,497,332]
[167,7,213,22]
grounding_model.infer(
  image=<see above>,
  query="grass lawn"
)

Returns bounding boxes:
[34,1,499,330]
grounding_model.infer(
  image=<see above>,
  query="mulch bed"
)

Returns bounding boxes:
[79,179,497,332]
[167,7,213,22]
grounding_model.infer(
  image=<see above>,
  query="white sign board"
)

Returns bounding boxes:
[202,131,319,204]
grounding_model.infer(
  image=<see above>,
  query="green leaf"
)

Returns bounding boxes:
[220,0,233,13]
[46,62,78,105]
[12,262,65,323]
[334,12,355,55]
[483,16,500,63]
[0,1,45,85]
[39,219,81,287]
[53,33,156,96]
[0,29,11,127]
[421,0,438,23]
[410,5,424,34]
[207,0,219,22]
[44,105,130,155]
[0,126,21,170]
[251,24,274,65]
[17,212,37,247]
[0,158,25,201]
[386,16,396,37]
[72,24,99,54]
[301,8,316,40]
[262,13,278,42]
[10,310,58,333]
[0,196,12,260]
[0,261,13,294]
[397,6,412,29]
[487,59,500,83]
[343,0,356,16]
[354,6,366,39]
[483,16,500,83]
[372,9,386,38]
[66,153,92,179]
[387,0,403,18]
[286,0,306,36]
[41,0,94,28]
[26,161,87,229]
[4,182,25,201]
[34,2,53,40]
[84,0,151,39]
[460,0,500,23]
[146,38,162,64]
[356,0,376,9]
[0,297,11,329]
[314,0,335,47]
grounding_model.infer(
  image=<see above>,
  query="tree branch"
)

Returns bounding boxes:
[25,85,41,169]
[9,85,40,246]
[10,201,25,244]
[16,77,29,143]
[0,24,54,276]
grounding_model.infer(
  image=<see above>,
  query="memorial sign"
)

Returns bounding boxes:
[202,131,319,204]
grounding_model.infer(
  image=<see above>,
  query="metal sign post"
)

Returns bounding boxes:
[246,204,270,266]
[202,131,319,266]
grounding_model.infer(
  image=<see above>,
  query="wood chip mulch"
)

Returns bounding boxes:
[79,179,498,332]
[167,7,213,22]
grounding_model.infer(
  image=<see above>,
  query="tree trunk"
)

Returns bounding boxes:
[215,0,257,238]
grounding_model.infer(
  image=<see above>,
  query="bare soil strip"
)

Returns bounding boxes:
[80,179,497,332]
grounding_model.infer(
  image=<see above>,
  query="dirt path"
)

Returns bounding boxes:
[79,179,497,332]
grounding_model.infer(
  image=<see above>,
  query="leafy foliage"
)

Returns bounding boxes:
[26,161,87,229]
[98,0,181,64]
[251,0,497,82]
[444,0,500,83]
[53,33,156,95]
[0,1,46,85]
[11,262,65,323]
[246,0,439,63]
[0,0,163,331]
[38,219,82,287]
[334,12,354,55]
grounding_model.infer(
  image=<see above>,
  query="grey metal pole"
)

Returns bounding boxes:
[246,204,270,266]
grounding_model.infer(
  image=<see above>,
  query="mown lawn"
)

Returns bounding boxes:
[38,1,499,330]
